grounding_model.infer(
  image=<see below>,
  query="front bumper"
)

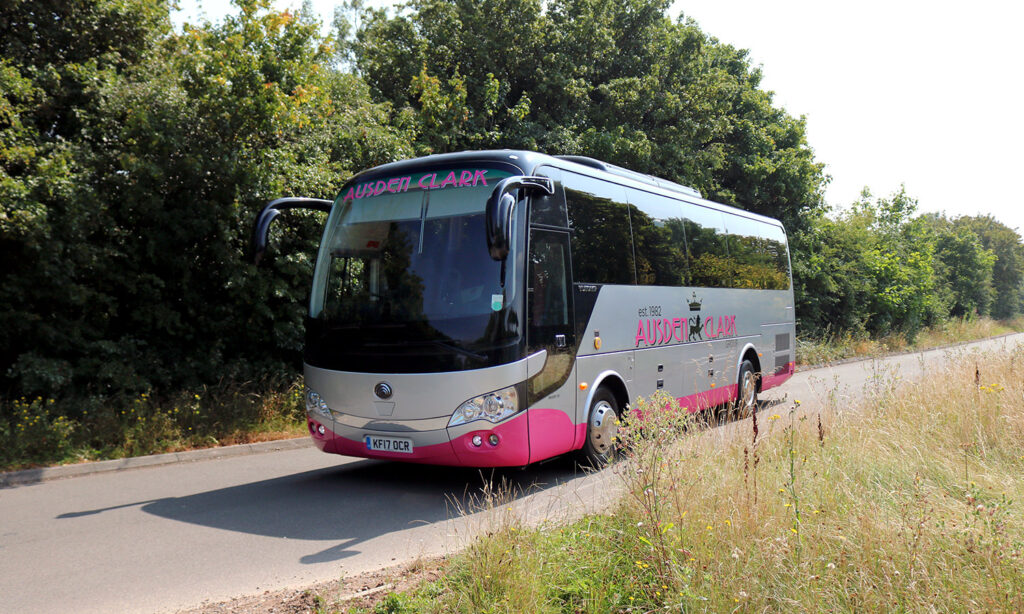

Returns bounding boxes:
[306,411,531,467]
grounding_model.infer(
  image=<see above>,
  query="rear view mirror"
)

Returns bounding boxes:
[485,176,554,260]
[251,197,333,265]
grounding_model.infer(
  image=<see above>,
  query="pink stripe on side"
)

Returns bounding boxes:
[761,362,795,392]
[676,385,740,413]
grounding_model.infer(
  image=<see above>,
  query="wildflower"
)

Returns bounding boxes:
[827,562,836,569]
[790,528,798,534]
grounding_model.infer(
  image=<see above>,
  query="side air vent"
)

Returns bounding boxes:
[775,354,791,372]
[775,333,791,352]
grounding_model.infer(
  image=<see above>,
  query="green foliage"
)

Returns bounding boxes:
[0,378,307,471]
[0,397,77,466]
[1,0,412,405]
[794,187,1021,340]
[954,215,1024,319]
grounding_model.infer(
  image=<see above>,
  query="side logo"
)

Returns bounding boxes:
[374,382,393,400]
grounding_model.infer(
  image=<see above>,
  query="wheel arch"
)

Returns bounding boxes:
[583,370,630,420]
[736,344,762,391]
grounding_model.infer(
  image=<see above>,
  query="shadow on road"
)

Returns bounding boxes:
[56,455,585,564]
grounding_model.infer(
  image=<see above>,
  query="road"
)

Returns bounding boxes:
[2,333,1021,614]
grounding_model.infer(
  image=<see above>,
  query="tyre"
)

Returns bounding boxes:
[577,388,621,468]
[735,359,758,419]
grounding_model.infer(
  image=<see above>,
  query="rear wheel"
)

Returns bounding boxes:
[736,359,758,419]
[577,388,620,467]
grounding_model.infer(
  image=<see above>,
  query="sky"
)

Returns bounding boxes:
[174,0,1024,235]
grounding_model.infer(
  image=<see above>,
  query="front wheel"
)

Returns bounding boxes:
[577,388,621,468]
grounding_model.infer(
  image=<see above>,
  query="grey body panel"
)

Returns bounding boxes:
[305,351,545,430]
[571,284,794,416]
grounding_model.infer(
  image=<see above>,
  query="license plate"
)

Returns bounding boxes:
[365,435,414,454]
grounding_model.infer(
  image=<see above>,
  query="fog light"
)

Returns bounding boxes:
[488,434,499,446]
[317,424,325,435]
[472,435,483,447]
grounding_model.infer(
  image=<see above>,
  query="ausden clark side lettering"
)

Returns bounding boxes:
[342,169,490,201]
[634,314,737,347]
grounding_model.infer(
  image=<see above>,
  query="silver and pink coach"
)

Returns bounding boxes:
[254,150,795,467]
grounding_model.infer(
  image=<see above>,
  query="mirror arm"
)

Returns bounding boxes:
[485,176,554,261]
[252,197,333,265]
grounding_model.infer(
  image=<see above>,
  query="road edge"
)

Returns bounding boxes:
[0,437,313,488]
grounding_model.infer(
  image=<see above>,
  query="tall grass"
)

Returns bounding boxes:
[359,348,1024,613]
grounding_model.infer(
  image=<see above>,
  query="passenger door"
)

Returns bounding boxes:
[526,228,576,404]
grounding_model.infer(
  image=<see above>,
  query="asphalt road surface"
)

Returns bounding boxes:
[2,333,1021,614]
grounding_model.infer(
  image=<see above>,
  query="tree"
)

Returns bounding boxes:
[954,215,1023,319]
[0,0,413,400]
[918,214,995,319]
[350,0,827,235]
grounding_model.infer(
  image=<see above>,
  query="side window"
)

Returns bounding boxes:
[628,190,689,286]
[764,223,791,289]
[724,215,791,290]
[530,166,568,227]
[681,205,731,288]
[563,171,635,285]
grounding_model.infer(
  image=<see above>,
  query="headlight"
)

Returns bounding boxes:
[448,385,520,427]
[305,387,332,419]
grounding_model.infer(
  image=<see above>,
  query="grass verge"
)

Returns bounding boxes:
[0,377,307,472]
[796,316,1024,366]
[338,348,1024,613]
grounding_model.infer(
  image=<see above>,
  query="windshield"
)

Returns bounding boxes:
[306,166,525,373]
